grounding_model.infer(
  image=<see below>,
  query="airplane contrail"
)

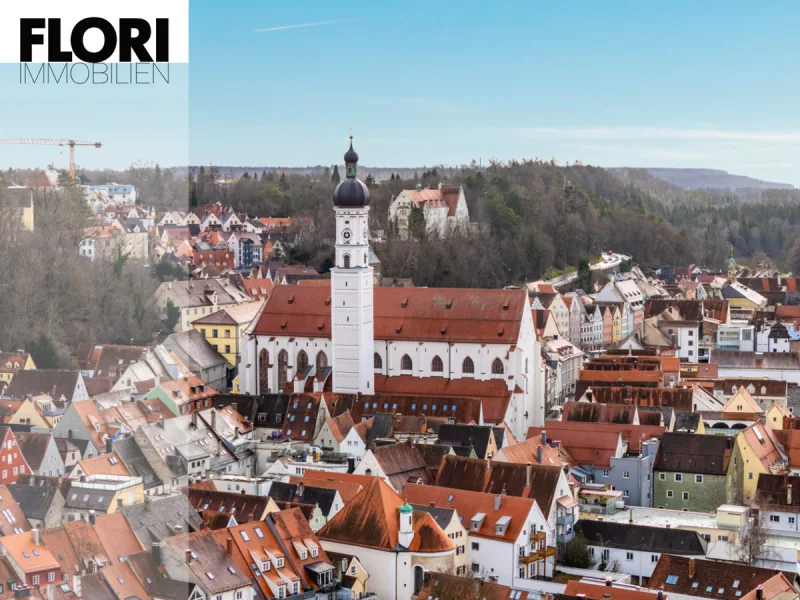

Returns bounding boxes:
[255,20,351,33]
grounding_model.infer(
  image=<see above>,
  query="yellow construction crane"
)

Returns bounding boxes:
[0,138,102,181]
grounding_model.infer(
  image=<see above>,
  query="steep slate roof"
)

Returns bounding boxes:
[120,495,203,547]
[655,432,732,475]
[253,284,528,345]
[7,483,56,523]
[111,436,162,489]
[267,482,338,516]
[125,550,191,600]
[674,412,702,432]
[574,520,707,555]
[162,330,227,371]
[163,530,251,594]
[650,555,789,600]
[317,477,453,552]
[436,424,495,458]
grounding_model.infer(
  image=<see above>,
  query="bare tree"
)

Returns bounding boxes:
[734,513,773,566]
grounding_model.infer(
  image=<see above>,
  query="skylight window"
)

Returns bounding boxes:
[228,567,236,574]
[241,531,250,542]
[32,550,39,557]
[22,552,29,559]
[665,576,679,585]
[206,573,215,580]
[255,528,263,539]
[733,581,740,589]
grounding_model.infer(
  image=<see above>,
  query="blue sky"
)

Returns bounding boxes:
[1,1,798,184]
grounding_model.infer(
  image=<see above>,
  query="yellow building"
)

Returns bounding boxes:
[3,187,34,232]
[727,421,787,505]
[612,305,622,344]
[766,401,792,429]
[192,301,264,368]
[0,351,36,391]
[0,397,51,429]
[722,282,767,311]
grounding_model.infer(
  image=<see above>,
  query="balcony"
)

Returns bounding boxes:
[530,531,547,544]
[519,547,556,563]
[557,513,575,526]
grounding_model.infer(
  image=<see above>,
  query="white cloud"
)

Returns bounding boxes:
[513,126,800,143]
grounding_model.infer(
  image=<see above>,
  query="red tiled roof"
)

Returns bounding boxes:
[253,285,527,344]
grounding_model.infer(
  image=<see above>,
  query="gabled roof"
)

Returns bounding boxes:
[655,432,732,475]
[163,530,251,594]
[404,482,536,542]
[527,426,621,468]
[370,443,432,492]
[186,488,270,522]
[437,424,495,458]
[13,432,53,471]
[574,520,707,555]
[316,478,405,551]
[7,484,56,522]
[650,555,789,600]
[5,369,80,400]
[267,482,338,515]
[120,495,203,548]
[288,475,363,503]
[722,387,764,414]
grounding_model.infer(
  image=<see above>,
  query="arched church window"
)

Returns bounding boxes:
[258,349,270,393]
[431,356,443,373]
[277,350,288,390]
[401,354,413,371]
[343,254,351,268]
[374,353,383,369]
[492,358,504,375]
[316,351,328,371]
[462,357,474,374]
[297,350,309,372]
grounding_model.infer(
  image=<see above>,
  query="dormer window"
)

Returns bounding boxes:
[471,513,485,531]
[496,516,510,535]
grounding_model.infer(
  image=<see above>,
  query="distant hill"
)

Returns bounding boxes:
[611,167,794,191]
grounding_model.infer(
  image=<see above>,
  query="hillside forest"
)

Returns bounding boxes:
[1,160,799,366]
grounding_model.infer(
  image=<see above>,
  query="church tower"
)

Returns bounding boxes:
[331,137,375,394]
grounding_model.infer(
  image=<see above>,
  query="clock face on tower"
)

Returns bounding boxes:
[342,228,352,242]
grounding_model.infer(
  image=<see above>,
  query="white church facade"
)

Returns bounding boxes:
[240,140,546,438]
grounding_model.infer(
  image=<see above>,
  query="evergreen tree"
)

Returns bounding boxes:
[331,165,341,185]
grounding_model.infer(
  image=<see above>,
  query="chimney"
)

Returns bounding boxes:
[486,456,492,471]
[657,591,664,600]
[536,446,543,465]
[629,508,633,524]
[756,585,763,600]
[226,537,233,555]
[151,543,161,565]
[429,501,435,508]
[72,568,82,599]
[494,494,501,510]
[174,524,183,536]
[185,549,193,564]
[191,411,197,428]
[788,483,793,505]
[526,462,532,488]
[211,409,217,430]
[105,438,113,454]
[88,510,96,525]
[541,430,547,445]
[31,529,39,546]
[688,558,696,579]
